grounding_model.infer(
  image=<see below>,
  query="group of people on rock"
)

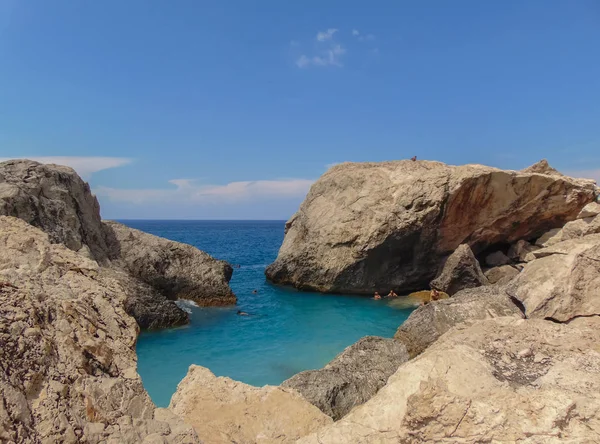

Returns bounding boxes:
[372,290,398,300]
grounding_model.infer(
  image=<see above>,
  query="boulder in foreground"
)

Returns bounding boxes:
[282,336,409,420]
[170,365,332,444]
[300,317,600,443]
[266,160,596,294]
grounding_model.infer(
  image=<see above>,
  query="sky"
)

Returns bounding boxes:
[1,0,599,219]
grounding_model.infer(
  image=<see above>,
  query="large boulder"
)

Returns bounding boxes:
[535,214,600,247]
[282,336,409,420]
[507,234,600,322]
[266,160,596,294]
[430,244,489,295]
[0,217,198,443]
[394,285,524,357]
[0,160,114,263]
[300,317,600,443]
[105,221,236,306]
[484,264,520,285]
[169,365,332,444]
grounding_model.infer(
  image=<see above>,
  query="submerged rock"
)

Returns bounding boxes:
[507,233,600,322]
[170,365,332,444]
[105,221,236,306]
[394,285,524,357]
[266,160,596,294]
[430,244,488,295]
[300,317,600,443]
[0,216,198,443]
[282,336,409,420]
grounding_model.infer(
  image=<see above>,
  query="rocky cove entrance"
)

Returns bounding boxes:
[132,220,416,407]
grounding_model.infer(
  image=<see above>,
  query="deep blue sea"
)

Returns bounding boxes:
[124,220,416,407]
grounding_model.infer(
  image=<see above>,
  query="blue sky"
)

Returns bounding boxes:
[1,0,599,219]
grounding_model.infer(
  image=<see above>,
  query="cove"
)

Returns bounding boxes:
[130,220,416,407]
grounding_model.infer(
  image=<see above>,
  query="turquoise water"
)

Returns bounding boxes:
[127,220,416,407]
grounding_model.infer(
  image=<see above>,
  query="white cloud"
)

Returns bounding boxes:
[296,43,346,68]
[0,156,132,179]
[95,178,315,205]
[316,28,337,42]
[352,29,360,36]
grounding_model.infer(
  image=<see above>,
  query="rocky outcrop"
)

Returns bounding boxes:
[170,365,332,444]
[507,233,600,322]
[535,213,600,247]
[394,285,524,357]
[484,264,520,285]
[430,244,488,295]
[282,337,409,420]
[577,201,600,219]
[300,317,600,443]
[0,216,198,443]
[266,160,596,294]
[507,239,539,262]
[0,160,114,263]
[105,221,236,306]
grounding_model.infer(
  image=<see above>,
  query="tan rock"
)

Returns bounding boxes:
[266,160,596,293]
[170,365,332,443]
[429,244,489,295]
[507,234,600,322]
[577,201,600,218]
[300,317,600,443]
[507,239,539,262]
[0,216,198,443]
[484,264,520,285]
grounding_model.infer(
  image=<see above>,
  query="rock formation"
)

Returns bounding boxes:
[394,285,524,357]
[282,336,409,420]
[105,221,236,306]
[266,160,596,294]
[430,244,489,295]
[483,264,520,285]
[170,365,332,444]
[0,217,199,443]
[300,317,600,443]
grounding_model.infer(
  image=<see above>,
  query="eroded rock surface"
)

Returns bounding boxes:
[394,285,524,357]
[0,217,198,443]
[170,365,332,444]
[282,336,409,420]
[507,234,600,322]
[301,317,600,443]
[484,264,520,285]
[105,221,236,306]
[430,244,488,295]
[266,160,596,293]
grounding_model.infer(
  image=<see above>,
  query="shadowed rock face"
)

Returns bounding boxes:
[266,160,597,294]
[0,217,199,443]
[430,244,489,295]
[282,336,409,420]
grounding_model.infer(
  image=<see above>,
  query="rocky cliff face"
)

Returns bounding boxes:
[0,217,199,443]
[266,160,597,293]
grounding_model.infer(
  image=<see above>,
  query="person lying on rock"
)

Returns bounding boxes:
[430,289,441,301]
[386,290,398,298]
[373,292,382,300]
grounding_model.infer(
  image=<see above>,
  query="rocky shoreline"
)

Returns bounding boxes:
[2,158,600,443]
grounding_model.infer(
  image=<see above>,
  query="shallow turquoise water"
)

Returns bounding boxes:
[127,220,416,407]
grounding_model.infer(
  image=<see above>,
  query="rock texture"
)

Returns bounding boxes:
[266,160,596,293]
[534,214,600,247]
[484,265,520,285]
[430,244,488,295]
[170,365,332,444]
[0,216,198,443]
[105,221,236,306]
[507,234,600,322]
[577,201,600,219]
[394,285,524,357]
[0,160,114,263]
[507,239,539,262]
[282,336,409,420]
[300,317,600,443]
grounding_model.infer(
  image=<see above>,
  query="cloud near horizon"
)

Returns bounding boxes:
[296,28,346,68]
[94,178,315,205]
[0,156,132,179]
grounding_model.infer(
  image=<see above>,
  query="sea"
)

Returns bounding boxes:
[125,220,417,407]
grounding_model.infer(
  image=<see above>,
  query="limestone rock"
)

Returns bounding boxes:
[429,244,488,295]
[394,285,524,357]
[484,265,520,285]
[282,336,409,420]
[169,365,332,444]
[535,214,600,248]
[535,227,563,247]
[577,201,600,218]
[520,158,563,176]
[507,239,539,262]
[105,221,236,306]
[484,250,511,267]
[507,234,600,322]
[0,216,198,443]
[300,317,600,443]
[0,160,114,263]
[266,160,596,293]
